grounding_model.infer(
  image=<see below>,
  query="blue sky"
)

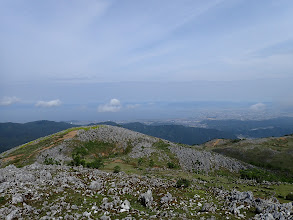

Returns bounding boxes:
[1,0,293,122]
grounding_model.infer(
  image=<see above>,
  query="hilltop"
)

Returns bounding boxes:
[0,121,235,154]
[0,125,244,172]
[0,125,292,219]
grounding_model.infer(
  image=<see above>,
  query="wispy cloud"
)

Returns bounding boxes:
[98,98,122,112]
[35,99,62,107]
[0,96,20,106]
[250,103,266,111]
[126,104,140,109]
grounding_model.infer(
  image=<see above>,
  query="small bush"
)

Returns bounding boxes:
[70,154,86,166]
[72,147,88,156]
[149,159,154,167]
[167,162,176,169]
[44,157,61,165]
[176,178,190,188]
[138,158,144,166]
[86,158,104,169]
[286,193,293,201]
[0,197,5,205]
[124,142,133,154]
[239,168,293,183]
[113,165,121,173]
[231,139,241,143]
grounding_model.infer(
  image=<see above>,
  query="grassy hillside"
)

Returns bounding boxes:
[202,135,293,182]
[0,120,236,154]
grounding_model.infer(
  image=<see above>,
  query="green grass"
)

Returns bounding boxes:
[152,140,170,150]
[102,161,142,175]
[60,125,104,135]
[208,136,293,182]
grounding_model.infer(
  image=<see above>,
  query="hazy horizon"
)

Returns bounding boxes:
[1,0,293,122]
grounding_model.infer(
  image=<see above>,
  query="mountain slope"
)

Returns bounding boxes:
[0,125,293,219]
[0,125,246,173]
[0,120,76,153]
[202,135,293,182]
[0,120,236,153]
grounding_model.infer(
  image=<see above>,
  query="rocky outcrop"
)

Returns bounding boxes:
[77,125,156,151]
[138,189,153,208]
[169,144,248,172]
[0,163,291,219]
[76,125,249,172]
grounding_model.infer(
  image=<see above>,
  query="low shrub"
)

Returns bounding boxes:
[286,193,293,201]
[113,165,121,173]
[231,139,241,143]
[0,197,5,205]
[138,158,144,166]
[69,154,85,166]
[44,157,61,165]
[167,162,176,169]
[149,159,154,167]
[176,178,190,188]
[86,157,104,169]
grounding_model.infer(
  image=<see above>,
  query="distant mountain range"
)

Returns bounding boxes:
[111,122,236,145]
[1,117,293,153]
[202,117,293,138]
[0,121,76,153]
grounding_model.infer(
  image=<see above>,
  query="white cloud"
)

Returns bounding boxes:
[250,103,266,111]
[98,98,122,112]
[0,96,20,106]
[126,104,140,109]
[35,99,62,107]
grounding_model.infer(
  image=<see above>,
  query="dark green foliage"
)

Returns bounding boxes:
[86,158,104,169]
[82,140,117,157]
[72,147,88,156]
[213,141,293,178]
[122,122,236,145]
[286,193,293,201]
[113,165,121,173]
[176,178,190,188]
[153,140,170,150]
[240,168,293,183]
[231,139,241,143]
[167,162,176,169]
[44,157,61,165]
[70,154,85,166]
[3,117,293,153]
[69,140,118,168]
[70,152,104,168]
[149,159,154,167]
[0,196,5,205]
[124,141,133,154]
[138,158,144,166]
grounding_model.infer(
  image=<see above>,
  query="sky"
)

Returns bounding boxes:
[1,0,293,122]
